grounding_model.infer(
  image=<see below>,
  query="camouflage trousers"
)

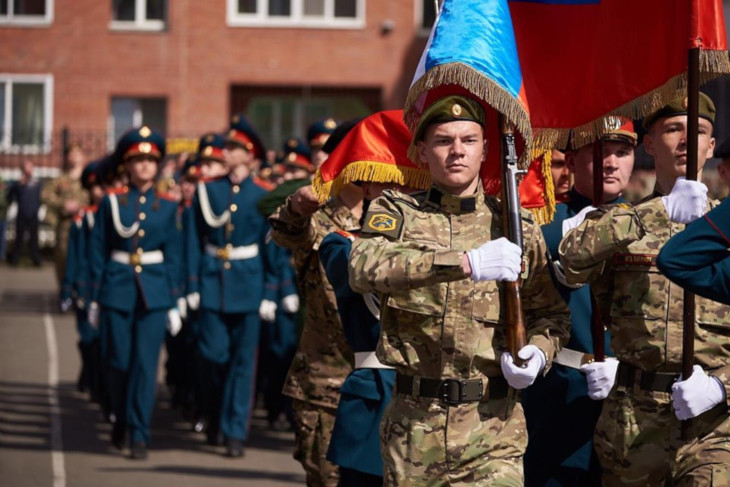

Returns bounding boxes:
[380,393,525,486]
[291,399,340,487]
[595,385,730,486]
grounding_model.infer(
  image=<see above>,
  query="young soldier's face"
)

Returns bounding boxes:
[550,149,571,197]
[224,143,256,170]
[418,121,486,196]
[644,115,715,188]
[126,155,159,185]
[567,140,634,202]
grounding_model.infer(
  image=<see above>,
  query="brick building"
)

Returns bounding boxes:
[0,0,437,172]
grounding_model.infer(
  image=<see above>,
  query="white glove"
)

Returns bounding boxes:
[500,344,546,390]
[60,298,72,313]
[167,308,182,337]
[281,294,300,313]
[672,365,726,420]
[88,302,100,329]
[467,237,522,282]
[661,177,708,224]
[562,205,597,236]
[259,299,277,322]
[177,297,188,319]
[580,357,619,400]
[186,292,200,311]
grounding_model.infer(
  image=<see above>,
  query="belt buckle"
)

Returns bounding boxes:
[442,379,479,405]
[217,246,231,260]
[129,253,142,266]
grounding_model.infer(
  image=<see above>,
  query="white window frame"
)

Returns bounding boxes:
[109,0,165,32]
[0,74,54,154]
[226,0,365,29]
[0,0,54,27]
[415,0,438,37]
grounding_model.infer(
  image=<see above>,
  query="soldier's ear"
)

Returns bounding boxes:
[417,140,429,165]
[643,133,656,157]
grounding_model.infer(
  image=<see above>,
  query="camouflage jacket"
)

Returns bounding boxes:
[559,195,730,404]
[348,185,570,380]
[268,195,358,408]
[41,173,89,227]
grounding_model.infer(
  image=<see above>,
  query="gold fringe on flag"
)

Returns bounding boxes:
[528,147,556,225]
[312,161,432,203]
[533,50,730,151]
[403,62,533,167]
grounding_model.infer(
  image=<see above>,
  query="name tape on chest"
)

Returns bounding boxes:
[613,253,657,267]
[361,212,403,239]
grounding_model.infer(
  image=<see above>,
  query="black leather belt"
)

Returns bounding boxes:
[616,363,679,393]
[396,374,509,405]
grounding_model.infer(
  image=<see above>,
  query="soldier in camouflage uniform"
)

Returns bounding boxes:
[268,134,360,486]
[348,95,571,486]
[559,93,730,486]
[42,143,89,286]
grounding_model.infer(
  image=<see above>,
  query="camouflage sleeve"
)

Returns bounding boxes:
[41,178,63,214]
[558,201,649,285]
[267,195,318,252]
[711,365,730,408]
[521,218,571,369]
[348,197,467,294]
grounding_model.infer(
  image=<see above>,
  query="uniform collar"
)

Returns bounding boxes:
[568,187,626,210]
[425,184,482,215]
[128,184,155,198]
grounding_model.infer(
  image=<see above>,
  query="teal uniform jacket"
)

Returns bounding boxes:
[657,197,730,305]
[320,231,394,478]
[90,186,182,312]
[522,188,615,485]
[186,176,275,313]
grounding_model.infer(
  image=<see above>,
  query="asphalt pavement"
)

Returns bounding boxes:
[0,262,306,487]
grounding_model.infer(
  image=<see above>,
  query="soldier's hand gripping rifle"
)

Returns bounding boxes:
[500,118,527,363]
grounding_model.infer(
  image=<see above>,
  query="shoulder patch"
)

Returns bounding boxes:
[613,253,657,267]
[361,212,403,238]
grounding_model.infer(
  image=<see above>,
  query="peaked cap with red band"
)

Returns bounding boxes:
[227,114,266,159]
[312,110,431,202]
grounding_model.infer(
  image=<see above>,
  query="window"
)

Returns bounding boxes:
[110,0,165,31]
[416,0,438,36]
[227,0,364,28]
[0,0,53,26]
[0,75,53,153]
[109,97,167,150]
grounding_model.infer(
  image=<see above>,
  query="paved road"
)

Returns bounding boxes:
[0,263,306,487]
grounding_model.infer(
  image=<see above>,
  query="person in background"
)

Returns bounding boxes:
[42,142,89,284]
[307,118,339,169]
[0,177,8,262]
[550,149,571,203]
[8,160,43,266]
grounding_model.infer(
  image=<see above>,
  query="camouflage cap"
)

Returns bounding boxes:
[642,92,716,129]
[414,95,486,142]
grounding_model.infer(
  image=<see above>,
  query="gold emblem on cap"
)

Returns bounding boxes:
[324,118,337,129]
[139,142,152,154]
[229,129,237,137]
[203,146,214,156]
[451,103,463,117]
[288,139,298,148]
[139,126,151,137]
[287,153,297,162]
[605,116,622,131]
[682,97,689,110]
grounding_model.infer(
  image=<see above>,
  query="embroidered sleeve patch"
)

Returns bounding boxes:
[361,212,403,239]
[613,253,657,266]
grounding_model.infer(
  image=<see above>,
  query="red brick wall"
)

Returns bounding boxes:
[0,1,427,141]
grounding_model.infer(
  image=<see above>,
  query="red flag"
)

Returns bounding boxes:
[508,0,730,148]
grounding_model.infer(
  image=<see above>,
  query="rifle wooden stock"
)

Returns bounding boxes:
[499,117,527,361]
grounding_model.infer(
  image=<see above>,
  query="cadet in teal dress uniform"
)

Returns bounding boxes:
[89,126,183,460]
[184,115,276,457]
[522,121,637,486]
[61,160,105,397]
[658,197,730,304]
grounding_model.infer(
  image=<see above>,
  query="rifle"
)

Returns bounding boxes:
[591,140,606,363]
[500,116,527,363]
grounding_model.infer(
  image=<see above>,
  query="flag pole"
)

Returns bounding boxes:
[681,0,701,440]
[591,141,606,363]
